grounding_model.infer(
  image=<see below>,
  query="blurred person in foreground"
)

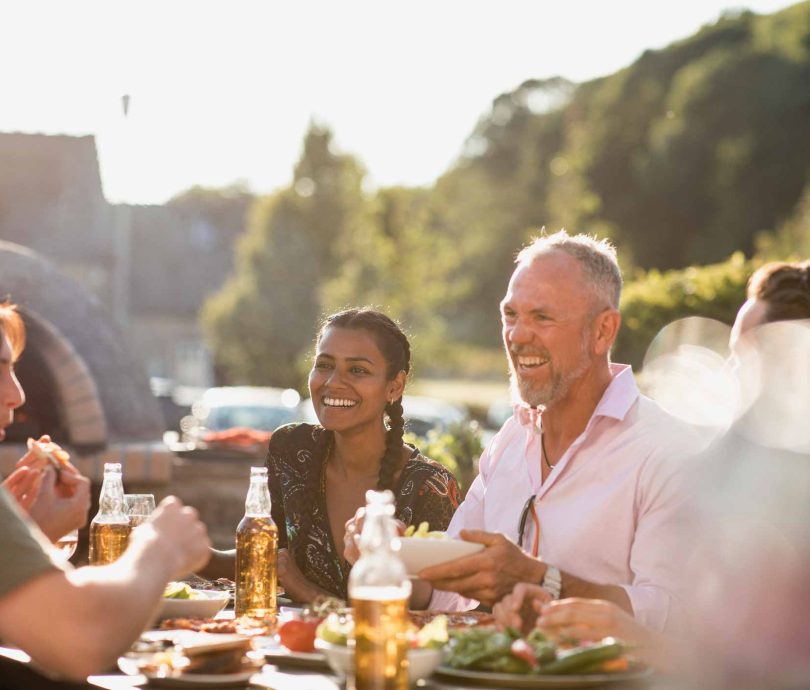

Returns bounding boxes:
[494,261,810,686]
[418,231,704,630]
[0,302,212,682]
[202,308,460,605]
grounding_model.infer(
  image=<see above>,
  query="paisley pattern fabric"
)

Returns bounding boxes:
[265,423,461,599]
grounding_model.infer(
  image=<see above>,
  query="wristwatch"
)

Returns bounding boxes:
[541,565,562,600]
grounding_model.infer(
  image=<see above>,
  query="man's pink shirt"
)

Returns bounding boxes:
[429,364,702,632]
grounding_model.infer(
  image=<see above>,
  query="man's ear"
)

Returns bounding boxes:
[593,309,621,357]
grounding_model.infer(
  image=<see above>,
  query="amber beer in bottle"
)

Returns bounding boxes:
[89,463,131,565]
[235,466,278,617]
[348,490,411,690]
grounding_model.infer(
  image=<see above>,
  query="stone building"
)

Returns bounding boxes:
[0,131,251,388]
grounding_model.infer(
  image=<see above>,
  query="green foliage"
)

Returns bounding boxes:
[404,421,484,496]
[615,253,755,368]
[202,124,366,387]
[755,182,810,260]
[200,3,810,385]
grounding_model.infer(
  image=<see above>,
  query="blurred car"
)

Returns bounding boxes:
[192,386,303,433]
[300,394,467,437]
[486,398,514,430]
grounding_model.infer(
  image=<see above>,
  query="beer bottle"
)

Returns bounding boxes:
[235,466,278,617]
[348,490,411,690]
[89,462,131,565]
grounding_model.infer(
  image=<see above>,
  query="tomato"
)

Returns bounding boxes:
[279,619,320,653]
[510,638,537,669]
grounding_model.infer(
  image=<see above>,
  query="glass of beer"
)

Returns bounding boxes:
[55,528,79,561]
[124,494,156,527]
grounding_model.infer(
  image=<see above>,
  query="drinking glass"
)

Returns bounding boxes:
[55,528,79,561]
[124,493,156,527]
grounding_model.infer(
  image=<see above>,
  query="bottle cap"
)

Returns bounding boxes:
[103,462,122,473]
[365,489,394,505]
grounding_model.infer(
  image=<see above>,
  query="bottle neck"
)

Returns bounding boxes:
[97,473,127,519]
[245,477,272,517]
[358,507,398,556]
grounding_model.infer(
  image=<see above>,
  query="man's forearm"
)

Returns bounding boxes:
[64,551,169,660]
[559,571,633,614]
[0,541,174,679]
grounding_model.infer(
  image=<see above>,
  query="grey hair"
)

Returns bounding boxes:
[516,230,623,309]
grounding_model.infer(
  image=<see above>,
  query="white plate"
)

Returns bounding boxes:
[434,664,654,688]
[398,537,484,576]
[158,590,230,620]
[315,640,443,683]
[254,637,329,670]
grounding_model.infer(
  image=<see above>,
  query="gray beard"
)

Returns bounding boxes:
[509,345,592,408]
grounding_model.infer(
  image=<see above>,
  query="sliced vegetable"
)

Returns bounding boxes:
[163,582,195,599]
[510,639,537,670]
[414,614,448,649]
[537,639,625,675]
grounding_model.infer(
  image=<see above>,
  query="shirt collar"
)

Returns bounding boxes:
[513,363,639,431]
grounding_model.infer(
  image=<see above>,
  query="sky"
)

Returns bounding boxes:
[0,0,796,204]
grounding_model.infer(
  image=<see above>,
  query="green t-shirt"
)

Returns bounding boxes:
[0,487,62,599]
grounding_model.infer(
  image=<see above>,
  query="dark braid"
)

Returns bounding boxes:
[318,308,411,491]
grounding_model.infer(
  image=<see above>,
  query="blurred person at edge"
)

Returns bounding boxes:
[0,303,91,543]
[417,230,705,631]
[0,301,212,683]
[494,261,810,685]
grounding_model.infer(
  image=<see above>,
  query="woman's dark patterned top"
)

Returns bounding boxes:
[265,423,462,599]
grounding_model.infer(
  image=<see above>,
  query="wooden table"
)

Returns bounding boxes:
[2,645,656,690]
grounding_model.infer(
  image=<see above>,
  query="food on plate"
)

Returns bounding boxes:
[159,616,272,636]
[315,613,354,646]
[445,627,633,675]
[316,612,448,650]
[409,610,495,629]
[179,637,255,675]
[130,636,259,676]
[163,582,199,600]
[278,619,321,653]
[403,521,448,539]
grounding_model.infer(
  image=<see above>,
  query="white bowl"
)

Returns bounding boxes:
[158,590,230,620]
[315,640,443,683]
[398,537,484,576]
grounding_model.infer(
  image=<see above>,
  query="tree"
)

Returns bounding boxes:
[202,124,366,387]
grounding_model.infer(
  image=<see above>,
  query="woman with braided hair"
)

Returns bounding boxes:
[264,308,461,603]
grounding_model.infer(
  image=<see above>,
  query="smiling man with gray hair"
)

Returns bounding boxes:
[419,230,701,633]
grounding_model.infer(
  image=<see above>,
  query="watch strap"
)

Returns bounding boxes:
[541,564,562,600]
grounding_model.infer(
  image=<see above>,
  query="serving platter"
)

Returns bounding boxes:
[434,664,653,688]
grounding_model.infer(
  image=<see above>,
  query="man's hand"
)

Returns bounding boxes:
[27,467,91,541]
[418,529,546,607]
[130,497,211,579]
[3,465,44,511]
[537,597,647,645]
[493,583,551,634]
[17,436,82,498]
